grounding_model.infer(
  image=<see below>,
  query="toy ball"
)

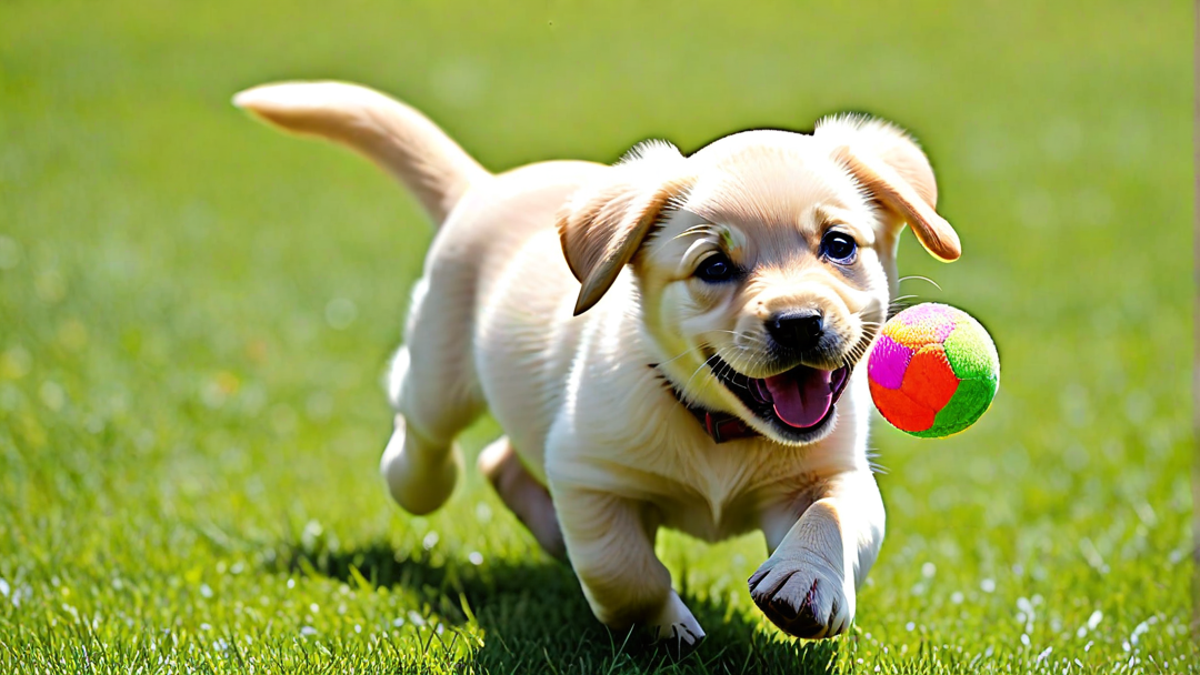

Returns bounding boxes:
[867,303,999,438]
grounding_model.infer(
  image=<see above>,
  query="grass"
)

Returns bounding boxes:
[0,0,1194,672]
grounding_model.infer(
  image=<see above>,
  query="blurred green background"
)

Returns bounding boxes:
[0,0,1193,672]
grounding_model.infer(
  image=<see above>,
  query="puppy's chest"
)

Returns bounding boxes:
[641,441,811,542]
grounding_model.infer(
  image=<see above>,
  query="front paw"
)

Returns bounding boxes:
[748,556,852,639]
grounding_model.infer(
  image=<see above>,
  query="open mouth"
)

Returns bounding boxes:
[710,358,851,437]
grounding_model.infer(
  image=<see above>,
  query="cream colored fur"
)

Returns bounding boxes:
[235,81,960,645]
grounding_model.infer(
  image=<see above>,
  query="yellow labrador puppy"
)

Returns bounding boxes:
[235,82,960,644]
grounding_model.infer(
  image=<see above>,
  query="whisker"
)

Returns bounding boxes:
[713,360,736,390]
[680,352,721,397]
[695,328,768,354]
[714,352,751,391]
[842,319,882,370]
[698,328,766,342]
[887,295,920,319]
[898,275,942,291]
[744,348,769,377]
[656,343,706,369]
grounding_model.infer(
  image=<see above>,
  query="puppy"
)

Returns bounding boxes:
[235,81,960,644]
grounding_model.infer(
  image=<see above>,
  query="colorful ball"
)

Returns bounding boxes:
[867,303,999,438]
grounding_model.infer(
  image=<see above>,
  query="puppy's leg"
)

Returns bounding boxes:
[552,486,705,647]
[478,437,565,560]
[381,408,461,516]
[749,469,885,639]
[381,279,485,515]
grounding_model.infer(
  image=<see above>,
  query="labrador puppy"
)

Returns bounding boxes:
[235,81,960,645]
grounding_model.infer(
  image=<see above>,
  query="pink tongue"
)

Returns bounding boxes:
[764,368,834,429]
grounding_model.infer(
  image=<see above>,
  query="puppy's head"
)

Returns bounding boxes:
[559,117,959,445]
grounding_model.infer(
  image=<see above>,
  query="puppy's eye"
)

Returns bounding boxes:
[820,231,857,263]
[695,252,736,282]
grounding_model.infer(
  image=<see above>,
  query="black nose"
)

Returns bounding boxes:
[766,311,824,351]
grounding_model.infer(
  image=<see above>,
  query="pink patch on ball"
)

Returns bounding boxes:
[896,303,947,324]
[868,335,912,390]
[889,304,957,344]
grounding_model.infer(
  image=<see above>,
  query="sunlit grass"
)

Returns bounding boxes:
[0,0,1193,672]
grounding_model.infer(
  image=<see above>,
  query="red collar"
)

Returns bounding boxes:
[659,370,759,443]
[685,404,760,443]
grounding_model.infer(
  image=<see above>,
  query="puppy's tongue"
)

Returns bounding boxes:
[764,368,834,429]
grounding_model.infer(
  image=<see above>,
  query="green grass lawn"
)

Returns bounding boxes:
[0,0,1194,672]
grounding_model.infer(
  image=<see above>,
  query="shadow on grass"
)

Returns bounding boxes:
[277,539,844,674]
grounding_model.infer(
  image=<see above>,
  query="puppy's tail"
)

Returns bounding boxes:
[234,81,488,225]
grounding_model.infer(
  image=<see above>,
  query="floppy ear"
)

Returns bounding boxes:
[557,143,692,315]
[817,116,961,262]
